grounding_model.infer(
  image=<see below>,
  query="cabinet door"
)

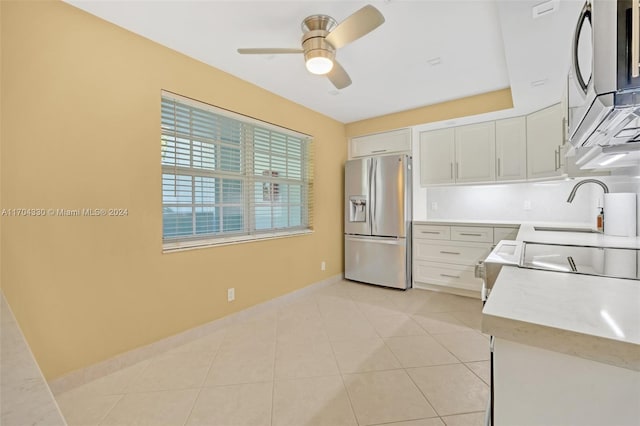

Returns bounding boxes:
[526,104,564,179]
[455,122,496,183]
[350,128,411,158]
[420,128,455,185]
[495,117,527,181]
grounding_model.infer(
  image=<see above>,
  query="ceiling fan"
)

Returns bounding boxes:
[237,5,385,90]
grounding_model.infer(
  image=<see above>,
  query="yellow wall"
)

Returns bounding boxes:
[0,1,346,379]
[345,88,513,137]
[0,0,3,300]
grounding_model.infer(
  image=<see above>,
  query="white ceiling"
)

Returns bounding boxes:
[65,0,584,124]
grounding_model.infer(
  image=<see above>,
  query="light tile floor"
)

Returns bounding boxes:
[55,280,490,426]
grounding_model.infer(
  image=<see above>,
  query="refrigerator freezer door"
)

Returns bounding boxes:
[344,158,372,236]
[372,155,408,237]
[344,235,409,289]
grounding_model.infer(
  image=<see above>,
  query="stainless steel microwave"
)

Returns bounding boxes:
[568,0,640,159]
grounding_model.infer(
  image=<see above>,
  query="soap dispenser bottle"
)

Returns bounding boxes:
[597,207,604,233]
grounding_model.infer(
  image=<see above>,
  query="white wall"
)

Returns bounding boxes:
[423,180,595,225]
[416,164,640,230]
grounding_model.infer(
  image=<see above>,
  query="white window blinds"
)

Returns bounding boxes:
[161,92,313,247]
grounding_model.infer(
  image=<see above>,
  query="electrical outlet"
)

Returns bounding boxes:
[227,288,235,302]
[524,200,532,211]
[321,261,326,271]
[431,202,438,211]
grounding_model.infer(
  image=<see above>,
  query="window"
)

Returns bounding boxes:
[161,92,313,249]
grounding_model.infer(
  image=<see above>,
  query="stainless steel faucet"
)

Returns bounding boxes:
[566,179,610,203]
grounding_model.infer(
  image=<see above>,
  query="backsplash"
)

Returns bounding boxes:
[419,171,640,230]
[423,180,594,224]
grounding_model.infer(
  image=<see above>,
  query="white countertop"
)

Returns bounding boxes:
[414,219,523,227]
[483,266,640,370]
[517,223,640,249]
[415,219,640,248]
[478,223,640,371]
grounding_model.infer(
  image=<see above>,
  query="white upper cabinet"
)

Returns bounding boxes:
[495,117,527,182]
[417,103,601,186]
[526,104,565,180]
[420,128,455,185]
[420,123,496,185]
[454,122,496,183]
[350,128,411,159]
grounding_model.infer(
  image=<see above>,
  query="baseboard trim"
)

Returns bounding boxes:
[49,273,343,395]
[412,282,481,299]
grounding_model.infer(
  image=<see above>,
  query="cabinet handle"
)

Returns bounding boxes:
[439,250,461,255]
[440,273,461,279]
[557,145,562,168]
[421,231,441,234]
[554,148,559,171]
[371,149,387,153]
[455,162,459,179]
[632,0,639,78]
[450,163,453,179]
[497,157,501,177]
[460,233,482,237]
[561,117,567,145]
[554,145,562,171]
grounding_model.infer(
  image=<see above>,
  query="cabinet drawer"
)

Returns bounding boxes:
[451,226,493,243]
[414,261,482,292]
[414,240,491,265]
[494,227,519,244]
[414,225,451,240]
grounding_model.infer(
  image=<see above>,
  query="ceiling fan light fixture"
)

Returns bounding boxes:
[305,50,334,75]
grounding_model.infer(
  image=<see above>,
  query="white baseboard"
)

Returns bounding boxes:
[412,281,481,299]
[49,273,343,395]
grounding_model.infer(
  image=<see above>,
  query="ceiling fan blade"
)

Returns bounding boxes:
[237,48,304,54]
[327,60,352,90]
[325,5,385,49]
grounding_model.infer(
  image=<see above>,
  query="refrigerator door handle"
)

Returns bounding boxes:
[372,157,377,235]
[368,158,374,234]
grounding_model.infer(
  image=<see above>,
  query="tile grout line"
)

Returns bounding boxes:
[461,361,491,386]
[343,285,442,425]
[323,286,364,426]
[95,357,155,425]
[403,364,442,419]
[180,340,224,426]
[370,289,459,420]
[95,394,125,426]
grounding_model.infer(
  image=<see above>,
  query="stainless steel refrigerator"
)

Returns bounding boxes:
[344,154,412,289]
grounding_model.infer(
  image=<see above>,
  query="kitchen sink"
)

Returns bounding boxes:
[521,242,639,280]
[533,226,600,234]
[479,240,640,287]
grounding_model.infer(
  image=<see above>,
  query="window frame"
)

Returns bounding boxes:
[161,91,313,252]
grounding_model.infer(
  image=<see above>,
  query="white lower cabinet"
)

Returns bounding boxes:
[493,226,519,243]
[494,338,640,426]
[414,261,480,292]
[413,223,519,296]
[413,224,493,296]
[414,239,491,265]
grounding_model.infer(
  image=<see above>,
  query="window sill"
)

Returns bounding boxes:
[162,229,314,253]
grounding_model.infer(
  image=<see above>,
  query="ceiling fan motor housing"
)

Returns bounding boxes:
[301,15,337,63]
